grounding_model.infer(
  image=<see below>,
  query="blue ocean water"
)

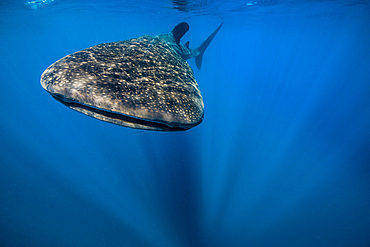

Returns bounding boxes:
[1,0,370,246]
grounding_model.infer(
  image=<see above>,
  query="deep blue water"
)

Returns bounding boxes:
[1,0,370,246]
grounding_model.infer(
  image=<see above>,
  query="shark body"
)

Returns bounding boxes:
[41,22,223,131]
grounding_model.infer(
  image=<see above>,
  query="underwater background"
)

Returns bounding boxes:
[1,0,370,246]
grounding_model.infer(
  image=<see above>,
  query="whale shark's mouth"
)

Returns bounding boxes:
[51,93,200,131]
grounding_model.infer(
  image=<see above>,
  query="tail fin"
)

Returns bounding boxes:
[195,22,224,70]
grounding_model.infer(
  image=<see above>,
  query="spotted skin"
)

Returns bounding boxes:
[41,34,204,131]
[41,22,223,131]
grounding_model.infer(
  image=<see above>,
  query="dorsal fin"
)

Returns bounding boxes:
[185,41,190,48]
[171,22,189,44]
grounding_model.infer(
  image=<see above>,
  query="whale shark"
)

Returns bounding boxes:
[40,22,223,131]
